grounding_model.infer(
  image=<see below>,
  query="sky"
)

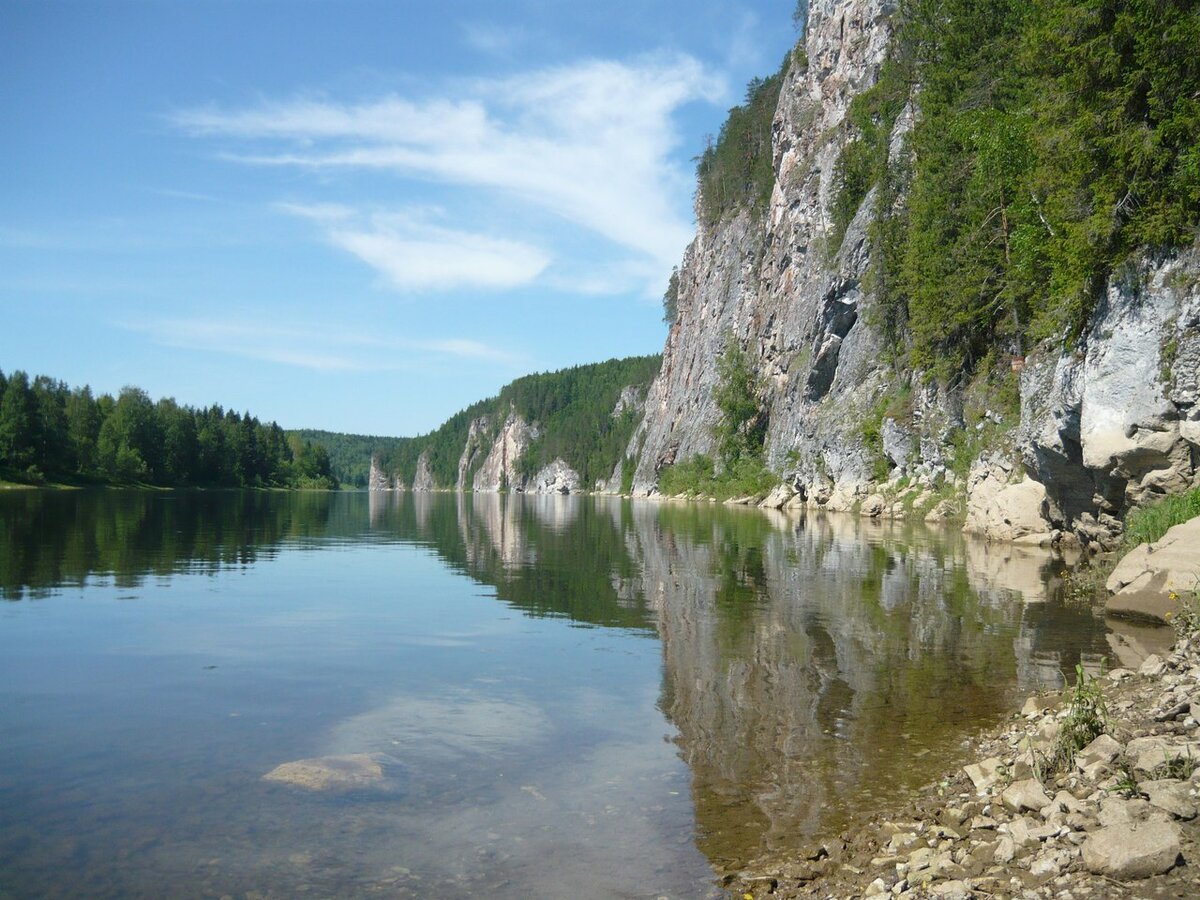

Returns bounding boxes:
[1,0,799,436]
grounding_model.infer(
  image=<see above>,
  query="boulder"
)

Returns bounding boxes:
[1081,820,1182,879]
[1107,516,1200,624]
[964,756,1004,793]
[1075,733,1122,779]
[1001,778,1051,814]
[881,417,914,470]
[760,482,796,509]
[263,753,390,791]
[964,455,1052,543]
[1141,779,1199,820]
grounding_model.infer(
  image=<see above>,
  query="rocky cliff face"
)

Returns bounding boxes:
[371,405,587,495]
[623,0,1199,548]
[471,409,537,493]
[626,0,899,497]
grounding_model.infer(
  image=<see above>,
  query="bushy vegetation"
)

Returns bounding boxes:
[0,368,335,489]
[696,58,791,227]
[657,339,775,499]
[1121,485,1200,550]
[380,356,661,490]
[288,429,406,488]
[834,0,1200,378]
[1049,663,1108,772]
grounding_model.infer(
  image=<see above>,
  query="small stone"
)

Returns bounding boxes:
[887,831,921,854]
[1139,654,1166,678]
[1074,733,1122,778]
[994,836,1016,863]
[1081,820,1182,879]
[1141,779,1199,820]
[865,878,889,897]
[1002,779,1052,814]
[929,879,972,898]
[964,757,1004,793]
[1022,696,1043,718]
[1030,848,1070,878]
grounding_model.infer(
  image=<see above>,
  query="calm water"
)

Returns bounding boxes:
[0,490,1134,898]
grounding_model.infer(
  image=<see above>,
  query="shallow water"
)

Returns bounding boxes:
[0,490,1123,897]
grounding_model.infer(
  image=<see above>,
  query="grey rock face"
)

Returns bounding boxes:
[1019,248,1200,545]
[412,451,435,493]
[473,409,535,493]
[619,0,1198,543]
[527,458,581,495]
[624,0,897,499]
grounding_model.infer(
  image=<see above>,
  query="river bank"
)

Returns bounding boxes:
[729,605,1200,899]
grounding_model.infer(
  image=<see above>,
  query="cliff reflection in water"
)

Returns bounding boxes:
[1,489,1112,877]
[367,492,1109,871]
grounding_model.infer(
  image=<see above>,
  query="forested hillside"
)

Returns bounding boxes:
[0,368,336,489]
[380,355,661,490]
[835,0,1199,376]
[288,429,406,488]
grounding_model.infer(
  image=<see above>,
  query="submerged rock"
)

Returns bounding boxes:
[262,753,393,792]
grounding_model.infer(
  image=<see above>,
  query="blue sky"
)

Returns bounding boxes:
[1,0,798,436]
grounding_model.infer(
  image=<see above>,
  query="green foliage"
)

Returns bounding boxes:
[1050,663,1108,771]
[619,455,636,495]
[657,453,776,501]
[658,337,774,500]
[712,339,768,468]
[0,367,333,489]
[852,0,1200,377]
[288,429,406,487]
[1121,486,1200,550]
[662,266,681,326]
[696,58,789,226]
[380,356,661,491]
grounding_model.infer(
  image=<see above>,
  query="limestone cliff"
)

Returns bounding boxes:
[623,0,1199,549]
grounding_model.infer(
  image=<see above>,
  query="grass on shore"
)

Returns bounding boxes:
[1121,486,1200,550]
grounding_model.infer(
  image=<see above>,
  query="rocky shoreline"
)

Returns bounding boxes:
[728,618,1200,900]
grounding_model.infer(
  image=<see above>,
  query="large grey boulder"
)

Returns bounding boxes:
[964,454,1052,543]
[1107,516,1200,623]
[1081,820,1182,879]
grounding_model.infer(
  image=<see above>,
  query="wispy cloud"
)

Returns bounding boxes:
[275,203,549,291]
[122,317,526,372]
[460,21,531,57]
[171,54,724,293]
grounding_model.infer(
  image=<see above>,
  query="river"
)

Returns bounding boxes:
[0,490,1136,898]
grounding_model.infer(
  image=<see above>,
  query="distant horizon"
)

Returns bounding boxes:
[2,0,798,435]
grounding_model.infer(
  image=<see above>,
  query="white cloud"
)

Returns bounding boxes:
[274,204,550,291]
[460,21,531,57]
[122,318,525,372]
[327,218,549,292]
[171,54,725,292]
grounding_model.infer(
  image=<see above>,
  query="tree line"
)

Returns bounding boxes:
[288,429,407,488]
[380,355,661,490]
[0,368,335,488]
[832,0,1199,377]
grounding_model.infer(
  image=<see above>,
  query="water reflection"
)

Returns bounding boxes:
[364,492,1111,871]
[0,490,1121,890]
